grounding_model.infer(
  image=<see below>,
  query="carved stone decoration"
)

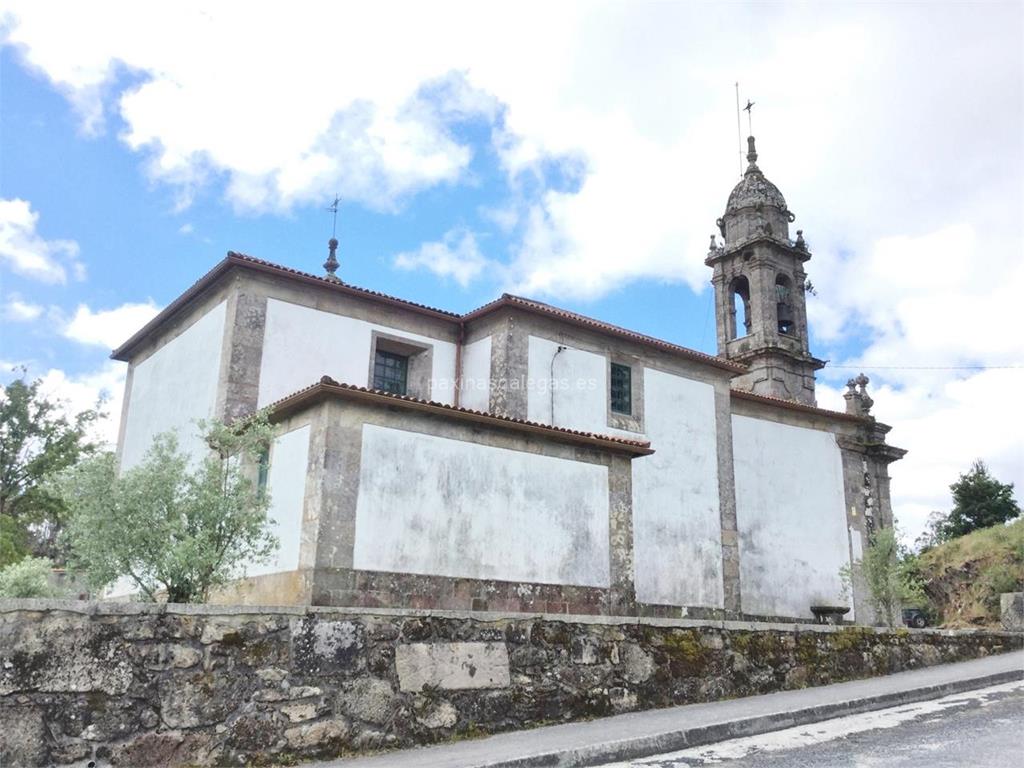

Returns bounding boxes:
[844,373,874,417]
[323,237,341,282]
[708,135,823,405]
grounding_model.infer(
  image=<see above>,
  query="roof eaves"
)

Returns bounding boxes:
[464,294,746,375]
[110,251,463,361]
[269,376,655,456]
[110,256,234,361]
[730,388,869,423]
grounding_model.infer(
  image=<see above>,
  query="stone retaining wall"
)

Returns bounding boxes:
[2,600,1020,767]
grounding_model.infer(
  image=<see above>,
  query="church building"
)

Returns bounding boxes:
[111,137,905,623]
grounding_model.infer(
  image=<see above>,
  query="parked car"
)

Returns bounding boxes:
[902,607,928,628]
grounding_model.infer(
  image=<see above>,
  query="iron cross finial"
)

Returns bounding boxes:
[326,193,341,239]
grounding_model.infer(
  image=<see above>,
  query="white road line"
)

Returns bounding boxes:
[598,681,1024,766]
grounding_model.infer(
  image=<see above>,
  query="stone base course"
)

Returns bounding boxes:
[1,600,1020,767]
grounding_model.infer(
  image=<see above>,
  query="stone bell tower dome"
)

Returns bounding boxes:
[705,136,824,405]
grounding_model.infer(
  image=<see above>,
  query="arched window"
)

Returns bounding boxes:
[775,274,794,335]
[730,276,751,339]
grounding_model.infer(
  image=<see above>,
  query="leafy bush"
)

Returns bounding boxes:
[54,412,278,603]
[842,526,928,627]
[0,556,62,598]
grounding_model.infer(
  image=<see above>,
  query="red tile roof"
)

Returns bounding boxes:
[111,252,746,376]
[464,294,746,374]
[269,376,655,456]
[730,388,869,423]
[111,251,459,360]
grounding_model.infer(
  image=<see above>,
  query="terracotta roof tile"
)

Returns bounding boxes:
[487,294,746,374]
[112,252,743,377]
[269,376,655,456]
[730,388,868,423]
[226,251,461,318]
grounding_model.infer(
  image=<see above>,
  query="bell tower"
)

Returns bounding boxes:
[706,136,824,405]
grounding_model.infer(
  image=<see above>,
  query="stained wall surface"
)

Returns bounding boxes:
[257,299,457,406]
[352,424,611,587]
[732,414,851,618]
[460,336,491,411]
[526,336,606,432]
[632,369,723,608]
[120,301,227,469]
[248,425,311,578]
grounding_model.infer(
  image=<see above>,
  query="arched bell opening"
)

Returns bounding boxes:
[775,274,795,335]
[729,276,752,340]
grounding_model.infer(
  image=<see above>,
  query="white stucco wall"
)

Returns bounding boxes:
[732,414,851,618]
[526,336,606,432]
[247,425,310,578]
[257,299,458,407]
[460,335,491,412]
[632,369,723,608]
[352,424,611,587]
[120,301,227,470]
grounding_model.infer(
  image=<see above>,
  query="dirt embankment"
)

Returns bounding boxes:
[918,518,1023,627]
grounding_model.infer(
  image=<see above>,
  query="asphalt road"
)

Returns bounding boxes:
[602,681,1024,768]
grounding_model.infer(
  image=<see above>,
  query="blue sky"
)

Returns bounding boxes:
[0,3,1020,542]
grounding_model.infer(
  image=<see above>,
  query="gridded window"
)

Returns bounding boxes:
[610,363,632,415]
[373,349,409,395]
[257,448,270,497]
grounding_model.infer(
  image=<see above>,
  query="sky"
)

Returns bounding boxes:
[0,2,1021,545]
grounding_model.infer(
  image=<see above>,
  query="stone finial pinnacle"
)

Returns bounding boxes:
[746,135,758,168]
[844,372,874,417]
[324,237,341,282]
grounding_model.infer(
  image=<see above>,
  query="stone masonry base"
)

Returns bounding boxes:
[1,600,1020,767]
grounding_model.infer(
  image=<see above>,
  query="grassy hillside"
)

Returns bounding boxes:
[917,518,1024,627]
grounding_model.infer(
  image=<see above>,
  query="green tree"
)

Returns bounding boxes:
[914,510,949,553]
[0,556,63,598]
[0,371,102,565]
[843,526,928,627]
[943,461,1020,540]
[861,527,902,627]
[54,412,278,603]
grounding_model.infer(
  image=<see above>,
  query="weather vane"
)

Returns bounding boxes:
[327,193,341,239]
[743,99,755,136]
[323,193,342,282]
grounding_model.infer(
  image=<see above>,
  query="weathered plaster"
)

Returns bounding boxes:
[632,369,724,609]
[732,414,851,619]
[352,424,611,587]
[248,424,311,579]
[120,300,227,469]
[458,335,491,412]
[258,298,457,407]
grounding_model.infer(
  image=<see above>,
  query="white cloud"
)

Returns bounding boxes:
[37,362,126,448]
[63,301,161,349]
[2,294,44,321]
[2,4,1017,301]
[805,217,1024,545]
[0,361,126,449]
[393,229,493,288]
[178,222,194,235]
[820,370,1023,547]
[2,2,1020,544]
[0,198,81,283]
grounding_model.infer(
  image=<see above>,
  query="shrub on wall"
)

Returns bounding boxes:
[51,411,278,603]
[0,556,63,598]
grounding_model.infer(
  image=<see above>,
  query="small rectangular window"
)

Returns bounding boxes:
[257,448,270,497]
[373,349,409,395]
[610,363,632,415]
